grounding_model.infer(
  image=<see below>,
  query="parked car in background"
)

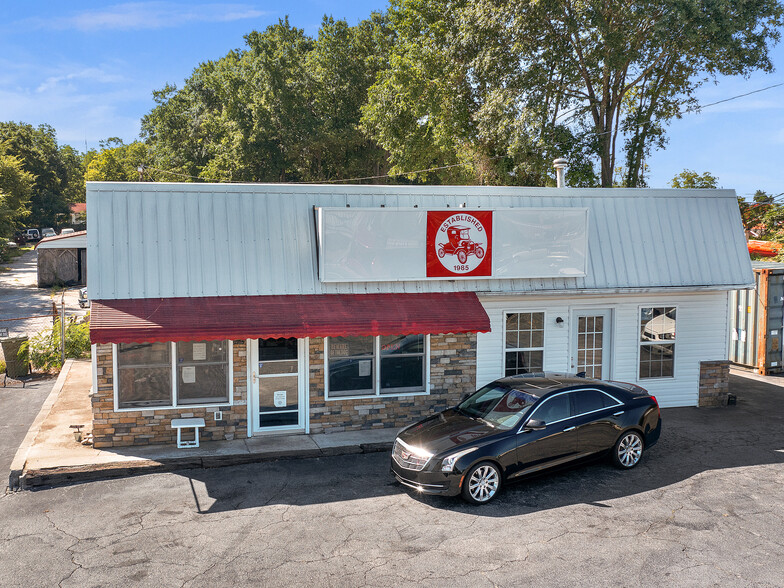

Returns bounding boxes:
[41,228,56,238]
[78,287,90,309]
[5,239,18,249]
[60,228,75,235]
[391,373,661,504]
[24,228,40,241]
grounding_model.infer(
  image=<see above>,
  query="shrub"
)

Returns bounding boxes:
[23,314,91,372]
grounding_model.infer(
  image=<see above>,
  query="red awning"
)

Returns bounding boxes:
[89,292,490,344]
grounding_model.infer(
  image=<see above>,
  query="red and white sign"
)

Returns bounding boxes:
[427,211,493,277]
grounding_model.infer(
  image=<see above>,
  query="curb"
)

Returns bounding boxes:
[8,359,75,491]
[19,440,393,490]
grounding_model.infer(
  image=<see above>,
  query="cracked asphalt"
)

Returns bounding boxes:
[2,373,783,587]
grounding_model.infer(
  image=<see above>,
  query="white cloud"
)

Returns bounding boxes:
[36,68,126,93]
[24,2,265,32]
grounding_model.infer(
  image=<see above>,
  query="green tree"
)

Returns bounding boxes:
[0,122,83,227]
[361,0,597,186]
[141,15,390,183]
[366,0,783,187]
[0,151,34,237]
[670,170,719,189]
[85,140,152,182]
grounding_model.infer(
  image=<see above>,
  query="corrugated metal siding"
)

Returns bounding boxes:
[87,183,754,300]
[476,292,729,408]
[729,266,784,372]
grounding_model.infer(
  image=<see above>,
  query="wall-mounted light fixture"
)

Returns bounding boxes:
[555,317,564,325]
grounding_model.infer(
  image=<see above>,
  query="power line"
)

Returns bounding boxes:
[143,80,782,185]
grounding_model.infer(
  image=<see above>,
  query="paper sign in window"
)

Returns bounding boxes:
[182,366,196,383]
[273,390,287,408]
[192,343,207,361]
[358,360,371,377]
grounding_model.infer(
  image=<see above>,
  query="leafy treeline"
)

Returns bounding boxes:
[141,15,391,183]
[1,0,782,239]
[0,122,84,233]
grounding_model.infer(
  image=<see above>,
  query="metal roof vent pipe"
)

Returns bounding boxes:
[553,158,568,188]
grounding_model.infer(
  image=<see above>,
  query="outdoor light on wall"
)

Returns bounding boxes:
[555,317,564,326]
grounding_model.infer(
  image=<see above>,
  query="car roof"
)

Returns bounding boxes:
[496,372,623,397]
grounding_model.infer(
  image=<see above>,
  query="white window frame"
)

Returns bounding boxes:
[503,310,546,377]
[324,335,431,401]
[113,341,234,412]
[637,305,677,381]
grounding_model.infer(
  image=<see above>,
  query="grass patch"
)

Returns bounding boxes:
[0,245,33,272]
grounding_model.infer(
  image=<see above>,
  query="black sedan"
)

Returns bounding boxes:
[391,373,661,504]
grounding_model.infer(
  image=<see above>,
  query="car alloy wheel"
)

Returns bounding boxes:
[462,462,501,504]
[614,431,643,468]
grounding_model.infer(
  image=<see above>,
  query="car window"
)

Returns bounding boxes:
[458,384,539,430]
[572,389,618,415]
[530,393,572,424]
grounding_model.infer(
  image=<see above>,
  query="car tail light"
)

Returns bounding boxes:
[650,395,660,418]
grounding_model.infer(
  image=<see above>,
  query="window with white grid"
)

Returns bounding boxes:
[504,312,544,376]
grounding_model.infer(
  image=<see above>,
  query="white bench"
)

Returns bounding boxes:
[171,418,206,448]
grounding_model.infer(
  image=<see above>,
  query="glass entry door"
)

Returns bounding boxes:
[571,310,612,379]
[252,338,307,432]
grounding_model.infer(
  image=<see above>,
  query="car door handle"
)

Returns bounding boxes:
[563,426,576,432]
[613,411,624,416]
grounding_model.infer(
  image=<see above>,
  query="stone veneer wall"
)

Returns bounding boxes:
[698,360,730,407]
[308,333,477,434]
[92,341,248,448]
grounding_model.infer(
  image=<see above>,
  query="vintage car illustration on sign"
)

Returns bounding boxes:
[437,225,486,265]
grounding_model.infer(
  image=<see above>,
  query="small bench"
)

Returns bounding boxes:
[171,418,206,449]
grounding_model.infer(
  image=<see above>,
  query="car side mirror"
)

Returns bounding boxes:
[523,419,546,431]
[461,392,472,402]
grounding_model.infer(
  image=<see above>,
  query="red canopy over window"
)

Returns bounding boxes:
[89,292,490,344]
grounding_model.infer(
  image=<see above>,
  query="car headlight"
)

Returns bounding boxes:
[441,447,478,472]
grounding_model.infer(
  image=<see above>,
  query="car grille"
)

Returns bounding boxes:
[392,439,431,471]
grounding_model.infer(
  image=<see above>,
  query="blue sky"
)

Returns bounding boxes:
[1,1,782,198]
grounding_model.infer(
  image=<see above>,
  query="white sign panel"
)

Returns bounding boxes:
[192,342,207,361]
[273,390,287,408]
[181,366,196,384]
[317,208,587,282]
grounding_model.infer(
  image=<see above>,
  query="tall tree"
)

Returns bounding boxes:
[365,0,783,187]
[362,0,598,186]
[85,139,152,182]
[0,151,34,238]
[0,122,83,227]
[141,15,391,183]
[670,169,719,189]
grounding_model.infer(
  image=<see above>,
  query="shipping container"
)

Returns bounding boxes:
[729,262,784,374]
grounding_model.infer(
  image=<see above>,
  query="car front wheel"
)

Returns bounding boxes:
[612,430,644,469]
[461,461,502,504]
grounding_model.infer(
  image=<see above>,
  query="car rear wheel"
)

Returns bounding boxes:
[461,461,501,504]
[612,431,644,469]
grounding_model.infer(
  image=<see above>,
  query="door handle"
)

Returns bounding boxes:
[252,372,258,384]
[613,411,624,416]
[563,426,576,432]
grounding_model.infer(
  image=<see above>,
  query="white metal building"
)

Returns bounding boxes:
[86,183,752,447]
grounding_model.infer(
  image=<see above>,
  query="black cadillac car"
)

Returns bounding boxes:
[391,373,661,504]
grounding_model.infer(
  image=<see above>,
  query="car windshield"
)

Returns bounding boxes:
[457,384,540,430]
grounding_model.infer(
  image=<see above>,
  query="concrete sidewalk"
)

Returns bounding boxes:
[10,359,396,490]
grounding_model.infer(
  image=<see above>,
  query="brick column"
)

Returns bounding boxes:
[698,360,730,407]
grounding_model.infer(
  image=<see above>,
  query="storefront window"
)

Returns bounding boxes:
[117,342,172,409]
[115,340,232,410]
[176,341,230,405]
[327,335,427,399]
[639,307,676,378]
[504,312,545,376]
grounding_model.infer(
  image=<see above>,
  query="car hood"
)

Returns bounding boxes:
[398,408,500,456]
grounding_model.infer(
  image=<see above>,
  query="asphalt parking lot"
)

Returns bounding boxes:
[1,372,783,587]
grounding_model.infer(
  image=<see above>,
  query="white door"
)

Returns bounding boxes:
[571,310,612,379]
[250,338,308,433]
